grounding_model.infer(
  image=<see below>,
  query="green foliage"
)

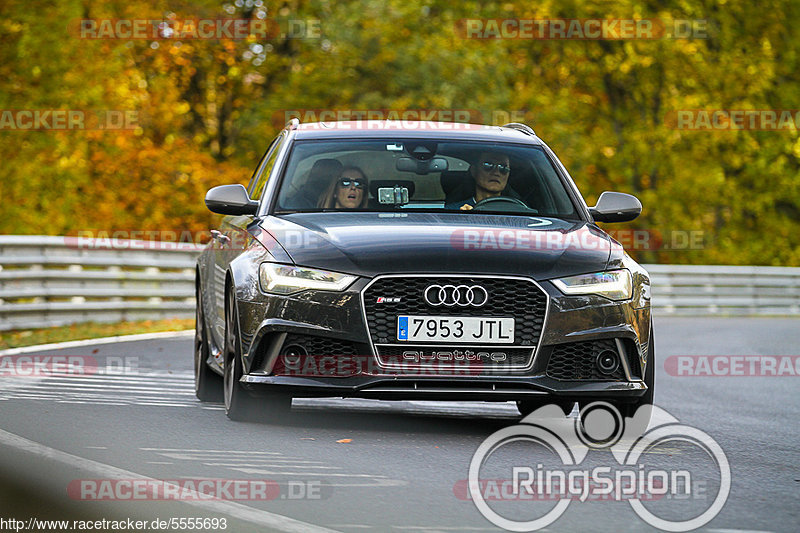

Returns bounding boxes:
[0,0,798,264]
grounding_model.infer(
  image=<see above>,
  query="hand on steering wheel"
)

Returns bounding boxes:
[472,196,530,210]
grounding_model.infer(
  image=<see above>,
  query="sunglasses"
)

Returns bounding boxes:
[338,179,366,190]
[481,161,510,174]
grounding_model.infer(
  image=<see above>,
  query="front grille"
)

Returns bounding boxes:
[546,339,626,381]
[362,276,548,347]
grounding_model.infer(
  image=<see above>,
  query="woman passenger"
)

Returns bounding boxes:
[317,166,369,209]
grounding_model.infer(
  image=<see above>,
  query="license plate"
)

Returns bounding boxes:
[397,316,515,343]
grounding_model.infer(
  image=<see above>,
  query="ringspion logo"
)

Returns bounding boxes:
[467,403,730,531]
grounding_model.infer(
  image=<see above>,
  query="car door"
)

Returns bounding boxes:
[206,131,288,353]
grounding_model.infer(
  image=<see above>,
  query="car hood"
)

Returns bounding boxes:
[260,212,612,280]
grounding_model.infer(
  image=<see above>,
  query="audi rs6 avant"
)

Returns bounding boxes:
[195,120,654,422]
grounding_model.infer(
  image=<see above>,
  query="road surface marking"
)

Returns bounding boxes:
[0,427,341,533]
[0,370,198,407]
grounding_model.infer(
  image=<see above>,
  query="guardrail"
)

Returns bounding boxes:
[0,236,198,331]
[0,235,798,331]
[645,264,800,316]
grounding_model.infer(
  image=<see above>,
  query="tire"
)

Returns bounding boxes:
[223,287,291,422]
[516,400,574,418]
[194,285,222,402]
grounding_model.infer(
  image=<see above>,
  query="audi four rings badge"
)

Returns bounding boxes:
[424,284,488,307]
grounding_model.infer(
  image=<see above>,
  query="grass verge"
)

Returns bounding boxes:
[0,318,195,350]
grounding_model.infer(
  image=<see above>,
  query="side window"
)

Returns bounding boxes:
[246,140,274,196]
[248,132,286,200]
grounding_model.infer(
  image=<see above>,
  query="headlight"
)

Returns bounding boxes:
[551,269,633,301]
[259,263,357,295]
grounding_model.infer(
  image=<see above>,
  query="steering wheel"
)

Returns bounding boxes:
[472,196,532,212]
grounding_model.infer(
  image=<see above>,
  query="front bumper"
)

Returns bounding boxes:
[235,275,651,402]
[240,374,647,402]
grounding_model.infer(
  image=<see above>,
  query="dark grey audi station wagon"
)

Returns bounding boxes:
[195,119,654,422]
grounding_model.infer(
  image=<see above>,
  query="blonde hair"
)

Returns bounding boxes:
[317,166,369,208]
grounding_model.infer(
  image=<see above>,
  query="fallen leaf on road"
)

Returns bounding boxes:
[336,439,352,443]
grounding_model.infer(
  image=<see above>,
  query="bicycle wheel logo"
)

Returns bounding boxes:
[467,403,730,532]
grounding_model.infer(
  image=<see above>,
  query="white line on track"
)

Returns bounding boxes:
[230,468,388,478]
[202,459,326,464]
[0,368,198,406]
[0,427,341,533]
[142,448,283,454]
[329,526,503,532]
[208,464,341,470]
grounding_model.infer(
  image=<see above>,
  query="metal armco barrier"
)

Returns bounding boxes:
[645,264,800,316]
[0,236,199,331]
[1,236,798,331]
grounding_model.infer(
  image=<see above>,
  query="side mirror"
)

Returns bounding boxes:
[589,191,641,223]
[205,184,259,215]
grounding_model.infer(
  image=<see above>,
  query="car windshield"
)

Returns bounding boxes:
[274,139,580,218]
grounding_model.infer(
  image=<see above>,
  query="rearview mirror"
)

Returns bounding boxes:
[205,184,259,215]
[589,191,641,223]
[396,157,448,175]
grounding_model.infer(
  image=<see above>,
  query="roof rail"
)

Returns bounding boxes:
[501,122,536,136]
[286,117,300,130]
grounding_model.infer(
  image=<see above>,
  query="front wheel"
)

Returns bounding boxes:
[223,288,291,422]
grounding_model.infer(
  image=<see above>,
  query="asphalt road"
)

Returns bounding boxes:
[0,317,797,533]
